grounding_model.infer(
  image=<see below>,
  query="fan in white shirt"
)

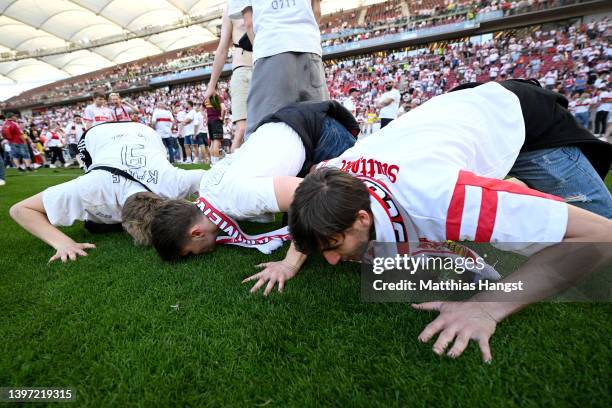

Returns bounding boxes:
[83,92,114,129]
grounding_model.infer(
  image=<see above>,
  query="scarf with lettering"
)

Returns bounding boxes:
[194,196,290,254]
[358,175,501,282]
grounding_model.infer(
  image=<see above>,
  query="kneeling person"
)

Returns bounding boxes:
[10,121,204,263]
[142,101,360,261]
[288,80,612,362]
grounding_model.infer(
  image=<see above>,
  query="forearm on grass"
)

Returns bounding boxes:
[9,193,76,251]
[473,205,612,322]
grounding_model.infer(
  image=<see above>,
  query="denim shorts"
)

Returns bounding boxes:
[509,146,612,219]
[184,134,194,145]
[10,143,30,160]
[312,116,356,164]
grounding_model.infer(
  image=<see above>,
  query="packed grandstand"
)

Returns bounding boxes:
[1,0,610,168]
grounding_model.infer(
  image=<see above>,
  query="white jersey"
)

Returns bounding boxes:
[152,108,174,138]
[42,122,204,226]
[83,104,114,127]
[318,82,568,256]
[199,122,305,220]
[63,122,86,144]
[229,0,321,63]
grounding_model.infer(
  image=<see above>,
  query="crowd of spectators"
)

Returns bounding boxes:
[1,10,609,175]
[3,0,588,109]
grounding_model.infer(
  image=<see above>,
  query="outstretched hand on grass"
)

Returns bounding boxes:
[49,242,96,263]
[412,301,497,363]
[243,260,299,296]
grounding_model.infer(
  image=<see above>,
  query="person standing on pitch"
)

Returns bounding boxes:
[109,92,139,122]
[204,91,227,165]
[229,0,328,138]
[151,101,176,163]
[376,77,401,128]
[205,5,252,152]
[83,91,113,129]
[182,101,197,164]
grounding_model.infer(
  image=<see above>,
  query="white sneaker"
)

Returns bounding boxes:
[49,164,57,168]
[64,160,73,168]
[193,158,199,164]
[0,179,5,186]
[32,163,41,169]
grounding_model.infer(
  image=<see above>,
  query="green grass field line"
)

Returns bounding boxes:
[0,167,610,407]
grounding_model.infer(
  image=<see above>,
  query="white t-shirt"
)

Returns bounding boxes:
[342,97,357,116]
[318,82,568,256]
[596,91,611,112]
[63,122,86,144]
[183,109,196,136]
[199,122,305,220]
[42,122,204,226]
[152,108,174,138]
[176,110,186,137]
[194,111,204,134]
[574,98,591,114]
[378,88,401,119]
[83,104,114,127]
[45,131,63,148]
[229,0,321,63]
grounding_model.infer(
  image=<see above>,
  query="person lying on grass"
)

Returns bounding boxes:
[9,121,204,263]
[124,100,359,267]
[279,80,612,362]
[243,79,612,296]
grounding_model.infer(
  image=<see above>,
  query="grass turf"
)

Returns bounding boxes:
[0,166,610,407]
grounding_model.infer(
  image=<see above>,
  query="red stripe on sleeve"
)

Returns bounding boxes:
[445,182,466,241]
[475,189,498,242]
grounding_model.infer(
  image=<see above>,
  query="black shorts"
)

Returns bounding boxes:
[195,132,209,147]
[208,120,224,141]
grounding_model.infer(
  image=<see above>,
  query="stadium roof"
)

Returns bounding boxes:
[0,0,378,90]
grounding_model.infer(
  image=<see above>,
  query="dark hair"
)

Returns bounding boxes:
[150,199,201,262]
[288,168,370,255]
[186,100,194,108]
[73,114,81,119]
[93,91,105,99]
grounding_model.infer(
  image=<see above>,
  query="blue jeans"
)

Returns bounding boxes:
[574,112,589,129]
[162,138,176,163]
[509,146,612,219]
[312,117,356,164]
[0,152,5,180]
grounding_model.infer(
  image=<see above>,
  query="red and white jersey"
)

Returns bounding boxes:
[84,104,114,127]
[151,108,174,138]
[318,82,568,256]
[110,104,133,122]
[574,98,591,114]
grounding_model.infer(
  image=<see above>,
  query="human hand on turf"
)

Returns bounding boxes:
[242,261,300,296]
[412,301,498,363]
[49,242,96,263]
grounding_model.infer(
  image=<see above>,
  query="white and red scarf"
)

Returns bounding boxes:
[358,175,501,282]
[194,196,290,254]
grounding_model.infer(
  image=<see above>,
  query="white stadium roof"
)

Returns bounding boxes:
[0,0,382,100]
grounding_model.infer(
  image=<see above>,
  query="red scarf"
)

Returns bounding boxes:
[194,196,290,254]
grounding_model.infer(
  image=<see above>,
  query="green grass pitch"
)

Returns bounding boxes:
[0,166,610,407]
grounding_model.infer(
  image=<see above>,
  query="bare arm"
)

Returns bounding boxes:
[9,193,96,262]
[242,7,255,44]
[273,176,302,212]
[244,176,307,296]
[414,205,612,362]
[311,0,321,24]
[206,6,233,99]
